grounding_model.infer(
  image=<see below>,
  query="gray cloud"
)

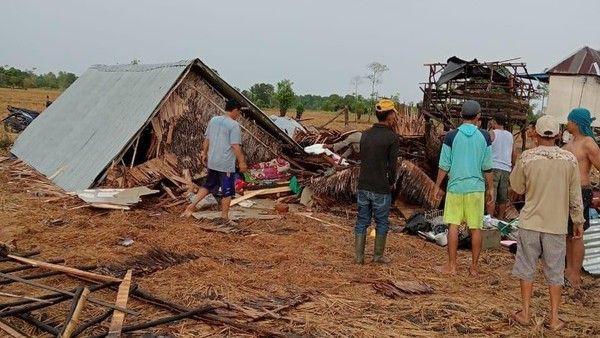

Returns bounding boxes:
[1,0,599,101]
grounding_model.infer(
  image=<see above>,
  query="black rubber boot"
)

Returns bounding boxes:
[354,233,367,264]
[373,232,390,263]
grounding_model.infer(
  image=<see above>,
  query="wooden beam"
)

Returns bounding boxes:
[0,272,135,316]
[0,291,52,304]
[6,255,121,283]
[230,186,291,206]
[59,287,90,338]
[0,320,28,338]
[107,270,133,338]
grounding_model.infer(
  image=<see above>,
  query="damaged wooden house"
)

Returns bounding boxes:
[11,59,306,196]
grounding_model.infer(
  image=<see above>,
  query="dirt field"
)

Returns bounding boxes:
[0,89,599,337]
[0,88,60,117]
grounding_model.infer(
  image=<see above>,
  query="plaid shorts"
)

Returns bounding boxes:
[512,228,566,286]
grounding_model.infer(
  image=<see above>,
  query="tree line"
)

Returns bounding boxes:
[0,65,77,89]
[241,62,399,119]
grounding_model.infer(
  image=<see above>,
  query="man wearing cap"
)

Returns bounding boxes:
[562,107,600,288]
[181,99,248,220]
[509,115,584,331]
[354,99,400,264]
[434,100,494,276]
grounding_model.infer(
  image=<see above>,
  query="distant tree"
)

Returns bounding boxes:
[56,71,77,89]
[249,83,275,108]
[275,79,295,116]
[130,59,141,65]
[322,94,343,111]
[365,62,389,103]
[295,103,305,120]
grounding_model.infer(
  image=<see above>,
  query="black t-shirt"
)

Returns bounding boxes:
[357,124,400,194]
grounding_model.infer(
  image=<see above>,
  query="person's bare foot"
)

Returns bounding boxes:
[546,318,565,331]
[511,310,530,326]
[469,265,480,277]
[437,264,457,275]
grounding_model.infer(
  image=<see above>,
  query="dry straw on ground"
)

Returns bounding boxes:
[0,159,599,337]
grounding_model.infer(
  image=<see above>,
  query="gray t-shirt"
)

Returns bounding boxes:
[205,115,242,173]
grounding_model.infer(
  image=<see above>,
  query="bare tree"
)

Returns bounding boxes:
[365,62,389,120]
[365,62,389,103]
[350,75,363,101]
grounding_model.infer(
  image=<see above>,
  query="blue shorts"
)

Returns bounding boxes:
[203,169,236,198]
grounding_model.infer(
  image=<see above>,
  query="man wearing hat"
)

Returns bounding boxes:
[434,100,494,276]
[354,99,400,264]
[510,115,584,331]
[562,107,600,288]
[181,99,248,221]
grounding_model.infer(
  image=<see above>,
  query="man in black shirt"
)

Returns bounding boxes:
[355,99,400,264]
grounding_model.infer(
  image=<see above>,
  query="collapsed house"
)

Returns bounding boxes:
[8,58,445,212]
[420,57,536,139]
[11,59,307,192]
[545,46,600,127]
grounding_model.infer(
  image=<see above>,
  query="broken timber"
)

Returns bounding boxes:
[106,270,132,337]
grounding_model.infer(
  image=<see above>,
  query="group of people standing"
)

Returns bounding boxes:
[180,96,598,330]
[355,99,599,331]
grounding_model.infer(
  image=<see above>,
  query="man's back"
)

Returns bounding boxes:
[439,123,492,193]
[491,129,513,171]
[357,124,399,194]
[510,146,583,234]
[205,115,241,173]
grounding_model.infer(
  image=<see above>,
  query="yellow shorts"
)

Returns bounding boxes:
[443,192,484,229]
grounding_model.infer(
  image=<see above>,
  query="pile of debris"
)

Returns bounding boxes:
[0,247,311,337]
[4,58,448,219]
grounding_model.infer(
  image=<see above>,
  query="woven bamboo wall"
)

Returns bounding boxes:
[149,70,282,175]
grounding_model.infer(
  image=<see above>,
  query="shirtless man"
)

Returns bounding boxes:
[562,108,600,288]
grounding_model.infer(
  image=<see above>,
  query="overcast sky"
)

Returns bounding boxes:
[2,0,599,101]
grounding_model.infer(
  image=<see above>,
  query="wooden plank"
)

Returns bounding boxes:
[60,287,90,338]
[7,255,121,283]
[0,272,135,316]
[230,186,291,206]
[294,213,348,230]
[107,270,133,338]
[0,320,28,338]
[0,291,52,304]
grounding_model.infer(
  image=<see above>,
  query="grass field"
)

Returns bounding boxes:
[264,108,374,131]
[0,87,61,117]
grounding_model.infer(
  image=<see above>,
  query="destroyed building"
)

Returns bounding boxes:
[420,57,536,134]
[11,59,306,192]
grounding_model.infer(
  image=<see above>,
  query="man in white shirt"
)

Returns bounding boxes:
[487,116,514,218]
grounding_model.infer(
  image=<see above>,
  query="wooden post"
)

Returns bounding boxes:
[107,270,133,337]
[59,287,90,338]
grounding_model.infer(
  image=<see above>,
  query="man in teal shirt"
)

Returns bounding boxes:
[434,100,494,276]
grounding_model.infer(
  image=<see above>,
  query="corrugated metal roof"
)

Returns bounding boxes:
[583,218,600,276]
[11,61,191,191]
[11,58,304,192]
[548,46,600,77]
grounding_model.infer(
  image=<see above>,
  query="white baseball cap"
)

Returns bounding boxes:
[535,115,560,137]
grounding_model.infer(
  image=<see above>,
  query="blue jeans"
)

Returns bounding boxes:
[355,190,391,235]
